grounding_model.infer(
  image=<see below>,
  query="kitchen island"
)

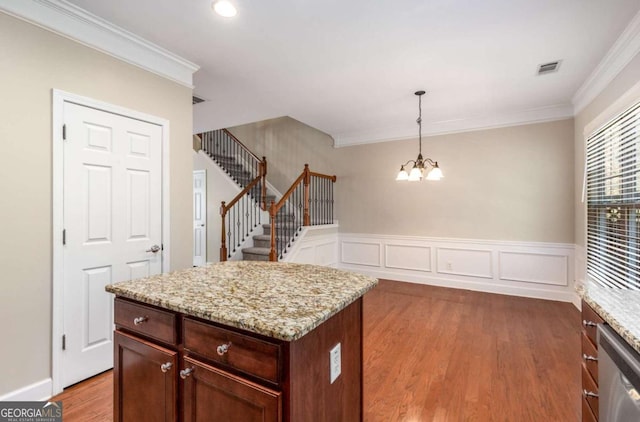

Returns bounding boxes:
[105,261,378,422]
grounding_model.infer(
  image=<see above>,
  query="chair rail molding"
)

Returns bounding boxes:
[338,233,578,303]
[0,0,199,87]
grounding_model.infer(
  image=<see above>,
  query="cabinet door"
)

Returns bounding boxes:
[114,331,177,422]
[182,356,281,422]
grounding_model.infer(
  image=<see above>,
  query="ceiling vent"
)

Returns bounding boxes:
[192,95,206,105]
[537,61,561,75]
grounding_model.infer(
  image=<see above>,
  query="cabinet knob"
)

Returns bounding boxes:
[217,342,232,356]
[180,367,194,379]
[582,319,597,327]
[160,362,172,373]
[582,389,598,398]
[582,353,598,362]
[133,316,148,325]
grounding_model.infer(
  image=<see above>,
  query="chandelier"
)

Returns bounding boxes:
[396,91,443,181]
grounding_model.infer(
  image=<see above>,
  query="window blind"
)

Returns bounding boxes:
[586,100,640,289]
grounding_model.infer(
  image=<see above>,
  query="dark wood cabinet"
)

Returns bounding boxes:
[182,357,281,422]
[581,300,604,422]
[113,296,363,422]
[113,331,178,422]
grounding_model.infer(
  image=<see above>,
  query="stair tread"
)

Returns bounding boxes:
[253,234,271,240]
[242,247,271,255]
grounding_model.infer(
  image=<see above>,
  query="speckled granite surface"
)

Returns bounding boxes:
[578,282,640,354]
[106,261,378,341]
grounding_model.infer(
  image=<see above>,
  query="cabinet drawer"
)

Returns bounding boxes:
[581,363,599,417]
[581,332,599,384]
[183,317,281,384]
[581,396,597,422]
[581,300,604,345]
[115,298,177,345]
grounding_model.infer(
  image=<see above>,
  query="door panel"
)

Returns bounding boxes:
[62,102,163,387]
[83,266,113,349]
[193,170,207,267]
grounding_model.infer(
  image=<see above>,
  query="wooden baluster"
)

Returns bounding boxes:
[220,201,227,261]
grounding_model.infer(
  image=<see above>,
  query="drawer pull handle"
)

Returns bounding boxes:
[217,342,232,356]
[582,320,597,327]
[133,316,148,325]
[180,367,194,379]
[160,362,172,373]
[582,353,598,362]
[583,389,598,398]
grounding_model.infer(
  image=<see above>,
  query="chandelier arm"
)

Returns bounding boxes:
[401,160,416,167]
[424,157,437,166]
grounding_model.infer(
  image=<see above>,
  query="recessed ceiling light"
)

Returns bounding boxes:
[212,0,237,17]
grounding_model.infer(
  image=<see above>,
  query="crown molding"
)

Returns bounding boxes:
[332,103,574,148]
[0,0,199,88]
[572,10,640,114]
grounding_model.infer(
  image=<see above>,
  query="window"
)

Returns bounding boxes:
[586,100,640,289]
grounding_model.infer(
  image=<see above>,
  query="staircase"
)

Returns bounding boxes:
[197,129,336,262]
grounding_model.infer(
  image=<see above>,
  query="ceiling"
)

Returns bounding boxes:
[64,0,640,146]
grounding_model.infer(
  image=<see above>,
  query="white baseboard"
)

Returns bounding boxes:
[0,378,52,401]
[338,233,577,303]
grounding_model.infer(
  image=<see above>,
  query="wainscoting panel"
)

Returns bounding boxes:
[338,233,577,303]
[436,247,493,278]
[341,241,381,267]
[385,244,431,272]
[499,251,568,286]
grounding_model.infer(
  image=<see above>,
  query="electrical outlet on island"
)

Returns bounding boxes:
[330,343,341,384]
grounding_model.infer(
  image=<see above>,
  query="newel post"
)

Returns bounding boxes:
[303,164,311,226]
[269,201,277,261]
[220,201,227,262]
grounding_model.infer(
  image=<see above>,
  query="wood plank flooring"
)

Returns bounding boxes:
[52,279,580,421]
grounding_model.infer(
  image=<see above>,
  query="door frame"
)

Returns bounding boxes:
[51,89,171,395]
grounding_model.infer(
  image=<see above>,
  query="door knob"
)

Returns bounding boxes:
[146,245,161,253]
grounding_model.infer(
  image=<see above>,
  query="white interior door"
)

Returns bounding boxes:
[193,170,207,266]
[62,101,163,387]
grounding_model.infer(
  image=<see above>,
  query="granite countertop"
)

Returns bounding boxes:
[105,261,378,341]
[578,281,640,354]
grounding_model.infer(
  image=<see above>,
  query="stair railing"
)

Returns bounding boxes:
[269,164,336,261]
[220,163,266,261]
[200,129,267,207]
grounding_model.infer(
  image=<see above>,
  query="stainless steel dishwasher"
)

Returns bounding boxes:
[598,324,640,422]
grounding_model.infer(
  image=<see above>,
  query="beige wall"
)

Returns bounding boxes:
[0,13,193,396]
[227,117,336,194]
[226,116,575,243]
[573,53,640,248]
[335,120,575,242]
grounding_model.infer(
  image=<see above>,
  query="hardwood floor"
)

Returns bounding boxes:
[50,370,112,422]
[52,280,580,421]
